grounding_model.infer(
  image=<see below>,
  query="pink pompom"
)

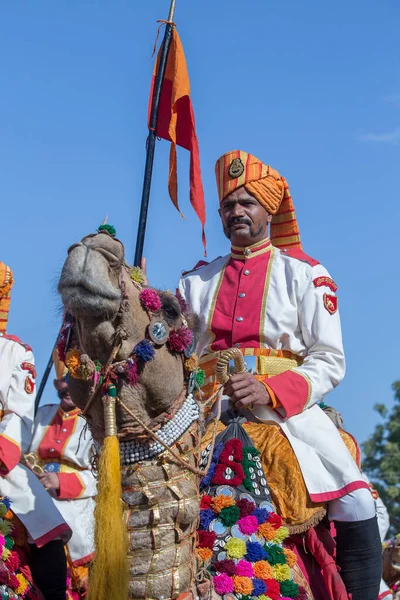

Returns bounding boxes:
[168,327,193,353]
[236,559,254,577]
[213,573,234,595]
[139,289,162,312]
[238,515,259,535]
[5,550,20,571]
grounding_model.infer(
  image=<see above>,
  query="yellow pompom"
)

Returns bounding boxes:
[15,574,29,596]
[272,563,291,581]
[225,537,247,559]
[272,526,289,544]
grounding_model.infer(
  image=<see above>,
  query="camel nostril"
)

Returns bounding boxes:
[94,248,122,268]
[67,242,83,255]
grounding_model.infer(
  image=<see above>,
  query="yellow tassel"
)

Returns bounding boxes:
[88,403,128,600]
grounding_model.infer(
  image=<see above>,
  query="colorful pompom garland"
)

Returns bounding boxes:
[197,437,305,599]
[0,497,38,599]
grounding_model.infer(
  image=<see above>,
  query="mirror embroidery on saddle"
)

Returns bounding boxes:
[197,414,306,600]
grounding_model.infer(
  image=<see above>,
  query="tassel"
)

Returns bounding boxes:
[88,385,128,600]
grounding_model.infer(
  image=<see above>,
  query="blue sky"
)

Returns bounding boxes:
[1,0,399,445]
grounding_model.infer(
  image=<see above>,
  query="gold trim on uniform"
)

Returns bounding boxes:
[205,256,231,352]
[259,247,275,347]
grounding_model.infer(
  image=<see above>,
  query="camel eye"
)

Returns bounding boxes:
[163,304,179,320]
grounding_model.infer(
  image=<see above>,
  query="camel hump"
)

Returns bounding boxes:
[280,247,320,267]
[1,333,32,352]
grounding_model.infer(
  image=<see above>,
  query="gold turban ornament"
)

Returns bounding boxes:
[0,262,14,333]
[215,150,302,249]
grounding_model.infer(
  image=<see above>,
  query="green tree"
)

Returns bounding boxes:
[362,381,400,536]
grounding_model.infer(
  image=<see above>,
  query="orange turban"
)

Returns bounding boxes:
[53,348,68,380]
[215,150,302,249]
[0,262,14,333]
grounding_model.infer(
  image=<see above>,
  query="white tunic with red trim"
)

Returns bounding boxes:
[29,404,96,565]
[179,238,367,502]
[0,334,71,546]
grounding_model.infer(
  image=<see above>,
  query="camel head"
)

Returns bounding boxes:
[58,227,200,443]
[383,535,400,590]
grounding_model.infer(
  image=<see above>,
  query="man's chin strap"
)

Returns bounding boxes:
[335,516,382,600]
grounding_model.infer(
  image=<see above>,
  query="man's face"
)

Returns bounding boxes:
[219,187,272,247]
[55,379,75,410]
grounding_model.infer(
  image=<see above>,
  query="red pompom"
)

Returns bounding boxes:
[198,530,216,549]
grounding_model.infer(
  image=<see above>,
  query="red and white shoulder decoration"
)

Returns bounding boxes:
[1,333,32,352]
[281,248,339,315]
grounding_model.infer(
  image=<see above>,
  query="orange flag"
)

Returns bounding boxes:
[149,28,206,253]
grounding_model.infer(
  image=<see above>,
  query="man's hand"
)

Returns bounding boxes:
[38,472,60,496]
[141,258,149,286]
[224,372,271,411]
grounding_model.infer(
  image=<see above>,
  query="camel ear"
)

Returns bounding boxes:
[185,312,201,348]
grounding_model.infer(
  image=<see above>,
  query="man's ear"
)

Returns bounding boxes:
[218,208,222,218]
[53,379,59,391]
[267,214,272,224]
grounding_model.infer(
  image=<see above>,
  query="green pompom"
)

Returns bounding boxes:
[196,369,205,387]
[0,504,7,518]
[265,543,286,565]
[97,224,116,237]
[4,535,14,550]
[318,401,327,409]
[279,580,299,598]
[219,505,240,527]
[0,520,12,536]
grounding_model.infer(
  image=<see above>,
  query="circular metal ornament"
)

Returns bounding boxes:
[231,524,249,540]
[238,492,255,504]
[210,519,228,536]
[217,551,227,561]
[259,500,275,512]
[148,317,169,345]
[216,486,236,498]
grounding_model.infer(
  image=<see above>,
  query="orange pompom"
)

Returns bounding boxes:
[284,548,297,567]
[258,522,276,542]
[212,494,236,513]
[253,560,273,580]
[197,547,213,563]
[233,576,253,595]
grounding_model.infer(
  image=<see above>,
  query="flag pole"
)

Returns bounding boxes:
[133,0,177,267]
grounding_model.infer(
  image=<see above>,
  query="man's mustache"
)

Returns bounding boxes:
[227,217,252,228]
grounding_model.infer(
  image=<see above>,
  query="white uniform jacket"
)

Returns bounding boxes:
[179,239,368,502]
[0,334,71,546]
[29,404,96,565]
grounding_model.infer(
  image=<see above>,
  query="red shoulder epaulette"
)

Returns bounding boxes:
[181,260,209,277]
[281,248,320,267]
[1,334,32,352]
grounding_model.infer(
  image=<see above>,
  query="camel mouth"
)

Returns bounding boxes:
[60,283,121,318]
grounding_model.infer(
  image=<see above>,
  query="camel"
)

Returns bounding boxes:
[57,227,355,600]
[58,228,204,600]
[383,535,400,599]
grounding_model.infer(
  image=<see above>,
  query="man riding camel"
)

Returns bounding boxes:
[0,260,71,599]
[178,150,382,599]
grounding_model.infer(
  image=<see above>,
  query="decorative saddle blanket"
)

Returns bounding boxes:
[197,412,308,600]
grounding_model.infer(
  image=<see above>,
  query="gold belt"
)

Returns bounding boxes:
[24,452,85,475]
[198,348,302,401]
